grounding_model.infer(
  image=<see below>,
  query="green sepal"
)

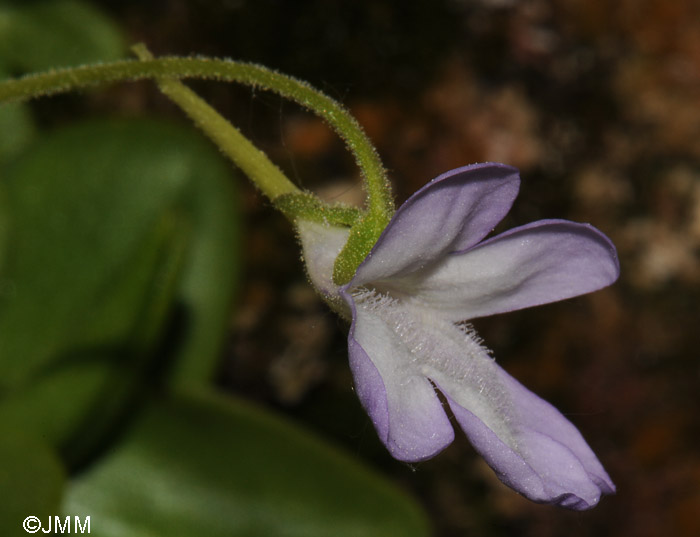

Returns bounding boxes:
[331,211,391,285]
[274,191,361,227]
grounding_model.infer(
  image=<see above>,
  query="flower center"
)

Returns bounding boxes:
[352,286,519,449]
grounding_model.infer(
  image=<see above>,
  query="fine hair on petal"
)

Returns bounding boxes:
[352,286,519,450]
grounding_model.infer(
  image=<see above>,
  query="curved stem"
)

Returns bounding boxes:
[0,56,395,221]
[132,45,298,201]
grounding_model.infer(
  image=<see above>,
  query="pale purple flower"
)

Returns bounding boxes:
[299,163,619,509]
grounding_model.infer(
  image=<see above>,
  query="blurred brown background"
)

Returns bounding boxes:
[76,1,700,535]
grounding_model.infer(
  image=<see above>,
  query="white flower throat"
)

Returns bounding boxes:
[352,286,519,450]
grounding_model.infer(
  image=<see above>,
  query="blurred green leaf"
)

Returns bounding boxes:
[169,147,240,387]
[0,99,35,161]
[0,64,36,163]
[0,360,111,451]
[73,209,190,355]
[0,183,7,276]
[0,429,65,533]
[0,119,185,386]
[64,388,431,537]
[0,0,125,71]
[0,212,188,463]
[0,118,239,450]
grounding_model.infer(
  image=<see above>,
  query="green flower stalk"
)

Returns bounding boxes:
[130,44,298,201]
[0,47,395,283]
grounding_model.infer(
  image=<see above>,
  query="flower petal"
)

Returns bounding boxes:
[440,367,615,509]
[297,220,350,299]
[394,219,619,321]
[344,292,455,461]
[351,163,520,286]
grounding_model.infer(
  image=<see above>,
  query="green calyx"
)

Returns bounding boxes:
[331,212,391,285]
[276,193,391,286]
[0,45,396,286]
[274,192,361,227]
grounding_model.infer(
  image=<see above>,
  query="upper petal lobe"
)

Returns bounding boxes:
[394,219,619,321]
[352,163,520,286]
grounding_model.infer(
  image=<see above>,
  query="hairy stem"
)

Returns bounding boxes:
[132,45,297,201]
[0,56,394,220]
